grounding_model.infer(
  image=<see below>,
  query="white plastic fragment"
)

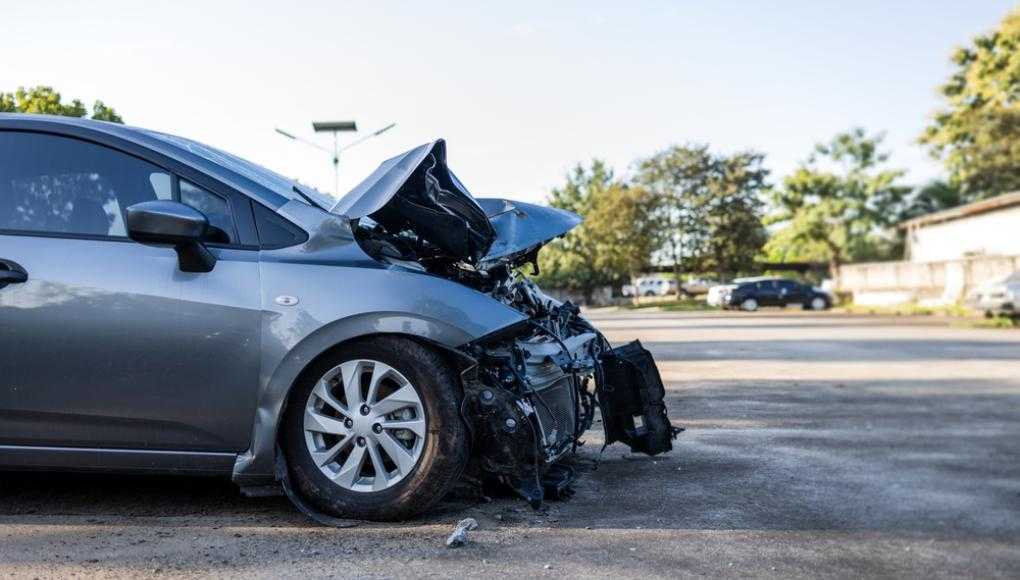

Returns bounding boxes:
[445,517,479,548]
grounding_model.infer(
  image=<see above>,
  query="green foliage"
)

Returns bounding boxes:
[767,128,909,272]
[0,86,123,123]
[898,180,965,221]
[634,144,768,280]
[920,7,1020,198]
[536,160,657,300]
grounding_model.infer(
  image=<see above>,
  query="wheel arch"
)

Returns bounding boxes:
[231,312,480,486]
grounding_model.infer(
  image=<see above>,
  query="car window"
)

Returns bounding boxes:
[179,179,236,244]
[0,131,170,237]
[778,280,799,291]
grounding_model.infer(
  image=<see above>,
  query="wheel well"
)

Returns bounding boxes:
[278,332,472,430]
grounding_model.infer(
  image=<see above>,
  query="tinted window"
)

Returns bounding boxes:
[252,202,307,248]
[778,280,799,291]
[0,132,169,237]
[179,179,235,244]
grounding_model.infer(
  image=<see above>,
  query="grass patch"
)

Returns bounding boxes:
[626,299,719,312]
[956,316,1019,329]
[838,303,973,317]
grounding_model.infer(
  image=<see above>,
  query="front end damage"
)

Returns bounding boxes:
[337,139,681,508]
[459,278,679,507]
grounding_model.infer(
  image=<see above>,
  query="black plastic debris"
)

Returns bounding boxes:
[596,340,682,455]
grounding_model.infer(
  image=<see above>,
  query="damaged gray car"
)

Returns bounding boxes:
[0,115,679,521]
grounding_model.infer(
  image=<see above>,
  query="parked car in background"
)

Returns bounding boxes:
[968,272,1019,317]
[724,278,831,311]
[681,278,714,295]
[706,284,736,307]
[623,277,677,297]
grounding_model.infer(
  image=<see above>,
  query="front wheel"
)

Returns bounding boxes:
[809,296,828,310]
[281,336,468,521]
[740,298,759,311]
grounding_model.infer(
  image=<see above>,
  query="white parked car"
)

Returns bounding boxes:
[681,278,714,295]
[706,284,736,307]
[968,272,1019,316]
[623,277,677,297]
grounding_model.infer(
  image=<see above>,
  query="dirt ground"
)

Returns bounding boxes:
[0,311,1018,579]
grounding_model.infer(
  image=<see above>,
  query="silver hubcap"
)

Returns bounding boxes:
[812,297,825,310]
[303,359,427,493]
[742,299,757,311]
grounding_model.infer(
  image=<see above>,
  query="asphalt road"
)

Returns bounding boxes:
[1,311,1018,579]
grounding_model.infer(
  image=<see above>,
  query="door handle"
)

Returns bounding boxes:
[0,259,27,289]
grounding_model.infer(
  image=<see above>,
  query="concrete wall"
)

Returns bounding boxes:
[838,255,1020,306]
[907,205,1020,262]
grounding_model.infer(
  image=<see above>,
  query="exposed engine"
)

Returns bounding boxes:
[456,275,603,505]
[453,274,676,507]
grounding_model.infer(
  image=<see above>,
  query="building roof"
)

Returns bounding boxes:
[899,191,1020,229]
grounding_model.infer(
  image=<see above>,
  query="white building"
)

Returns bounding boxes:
[839,192,1020,306]
[903,192,1020,262]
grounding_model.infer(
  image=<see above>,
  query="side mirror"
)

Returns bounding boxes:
[126,201,217,273]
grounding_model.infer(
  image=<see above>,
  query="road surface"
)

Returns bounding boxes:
[1,311,1018,578]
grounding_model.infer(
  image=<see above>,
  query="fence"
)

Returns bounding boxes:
[837,255,1020,306]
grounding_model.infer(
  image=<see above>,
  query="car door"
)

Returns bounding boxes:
[755,281,781,306]
[777,280,805,306]
[0,130,261,453]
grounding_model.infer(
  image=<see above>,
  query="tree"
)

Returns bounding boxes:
[0,86,123,123]
[536,160,657,302]
[635,145,768,286]
[920,6,1020,198]
[701,151,769,279]
[898,180,965,221]
[768,128,909,281]
[634,145,713,289]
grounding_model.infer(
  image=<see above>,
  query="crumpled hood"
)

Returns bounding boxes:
[475,198,581,267]
[332,139,580,266]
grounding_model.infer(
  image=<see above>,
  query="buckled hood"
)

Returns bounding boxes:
[333,139,580,266]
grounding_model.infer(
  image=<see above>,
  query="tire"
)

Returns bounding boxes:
[644,291,656,297]
[740,298,759,311]
[281,336,468,521]
[809,296,828,310]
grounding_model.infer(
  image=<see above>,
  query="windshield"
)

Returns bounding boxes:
[144,130,337,209]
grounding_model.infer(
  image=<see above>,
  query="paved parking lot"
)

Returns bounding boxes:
[0,311,1018,578]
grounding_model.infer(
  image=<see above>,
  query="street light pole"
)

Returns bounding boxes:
[274,121,396,197]
[311,121,357,197]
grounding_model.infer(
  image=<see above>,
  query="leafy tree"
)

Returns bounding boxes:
[634,145,713,288]
[635,145,768,286]
[536,160,657,302]
[920,7,1020,198]
[0,86,123,123]
[701,151,769,279]
[768,128,909,281]
[898,180,964,221]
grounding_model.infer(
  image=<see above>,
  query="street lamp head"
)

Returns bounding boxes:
[312,120,358,133]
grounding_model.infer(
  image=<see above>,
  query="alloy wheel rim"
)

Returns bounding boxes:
[303,359,427,493]
[812,297,825,310]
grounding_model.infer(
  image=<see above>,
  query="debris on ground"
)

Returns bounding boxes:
[445,518,479,549]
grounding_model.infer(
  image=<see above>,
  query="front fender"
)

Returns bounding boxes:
[232,252,526,484]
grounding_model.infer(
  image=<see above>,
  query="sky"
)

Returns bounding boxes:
[3,1,1017,205]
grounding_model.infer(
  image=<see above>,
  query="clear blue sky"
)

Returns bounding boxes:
[4,1,1016,203]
